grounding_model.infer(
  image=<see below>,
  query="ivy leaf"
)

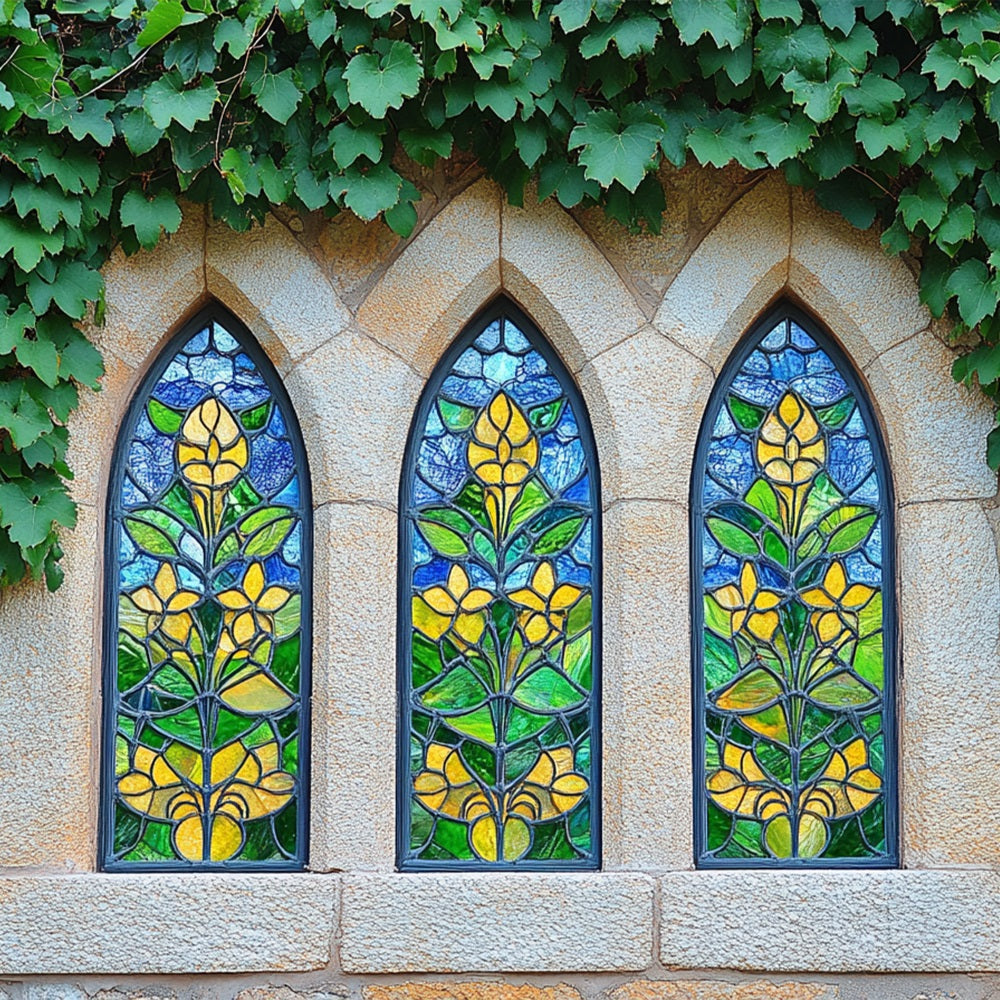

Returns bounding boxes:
[923,38,976,90]
[343,41,422,119]
[399,127,453,167]
[935,202,975,250]
[0,302,34,355]
[947,259,1000,328]
[924,96,974,146]
[0,216,64,270]
[0,385,53,449]
[338,161,403,220]
[855,116,909,157]
[332,120,383,168]
[26,259,103,320]
[120,108,163,155]
[16,336,59,388]
[251,70,302,124]
[119,189,183,250]
[815,0,858,35]
[137,0,205,48]
[0,479,76,549]
[568,107,663,192]
[671,0,750,49]
[749,112,815,165]
[757,0,802,22]
[756,24,831,86]
[898,177,948,230]
[143,74,218,131]
[843,75,906,120]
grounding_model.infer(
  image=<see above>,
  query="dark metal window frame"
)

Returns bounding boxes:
[690,301,899,869]
[396,295,603,872]
[99,302,313,872]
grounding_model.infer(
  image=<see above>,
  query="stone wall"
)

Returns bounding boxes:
[1,166,998,998]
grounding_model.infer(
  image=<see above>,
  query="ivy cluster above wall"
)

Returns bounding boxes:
[0,0,999,590]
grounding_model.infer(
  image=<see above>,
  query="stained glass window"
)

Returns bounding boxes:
[694,307,896,866]
[399,300,600,869]
[101,307,310,869]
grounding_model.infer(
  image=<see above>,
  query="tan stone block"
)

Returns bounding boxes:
[356,178,502,376]
[604,983,839,1000]
[791,188,928,367]
[659,870,1000,971]
[66,349,139,507]
[899,501,1000,866]
[501,193,646,374]
[864,331,996,502]
[309,502,396,872]
[602,500,692,870]
[581,326,713,506]
[91,991,178,1000]
[340,873,655,973]
[100,204,207,369]
[207,214,351,369]
[283,330,423,506]
[0,875,336,974]
[0,502,101,869]
[363,985,581,1000]
[654,173,790,371]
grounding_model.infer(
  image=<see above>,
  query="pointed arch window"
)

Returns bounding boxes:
[693,305,896,867]
[101,306,311,870]
[398,299,600,870]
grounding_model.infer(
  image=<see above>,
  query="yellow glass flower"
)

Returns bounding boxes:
[508,561,584,647]
[756,391,826,487]
[127,562,200,643]
[467,391,539,540]
[412,564,493,646]
[800,560,876,647]
[414,742,587,863]
[216,561,291,644]
[118,739,294,862]
[175,397,248,535]
[711,562,782,642]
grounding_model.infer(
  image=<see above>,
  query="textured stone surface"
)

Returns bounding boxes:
[357,177,501,375]
[602,500,693,871]
[0,502,100,868]
[502,190,646,373]
[234,989,347,1000]
[654,173,790,372]
[283,329,422,506]
[340,873,655,972]
[899,501,1000,866]
[864,331,996,502]
[363,986,581,1000]
[660,871,1000,971]
[309,501,396,871]
[99,204,207,369]
[207,214,351,368]
[790,189,928,367]
[581,326,713,505]
[22,988,86,1000]
[604,983,839,1000]
[0,876,336,973]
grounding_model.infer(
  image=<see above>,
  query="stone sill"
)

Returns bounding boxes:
[1,870,998,976]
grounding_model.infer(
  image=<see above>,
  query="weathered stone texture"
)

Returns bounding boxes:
[363,985,581,1000]
[604,983,839,1000]
[233,989,347,1000]
[899,501,1000,866]
[580,326,712,506]
[660,871,1000,971]
[309,502,396,871]
[0,876,335,974]
[340,873,655,973]
[502,190,646,374]
[602,500,693,871]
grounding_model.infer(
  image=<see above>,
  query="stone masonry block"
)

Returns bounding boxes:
[340,873,655,973]
[604,982,839,1000]
[363,986,581,1000]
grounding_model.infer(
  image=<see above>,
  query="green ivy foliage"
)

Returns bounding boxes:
[1,0,999,589]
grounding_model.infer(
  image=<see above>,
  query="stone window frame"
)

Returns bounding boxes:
[3,173,998,979]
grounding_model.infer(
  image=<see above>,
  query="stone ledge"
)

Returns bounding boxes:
[0,875,336,975]
[340,873,655,973]
[660,870,1000,972]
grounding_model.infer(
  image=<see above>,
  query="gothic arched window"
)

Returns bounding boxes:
[399,299,600,870]
[693,305,897,867]
[101,305,311,869]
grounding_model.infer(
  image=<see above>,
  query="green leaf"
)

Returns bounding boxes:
[843,75,906,120]
[532,515,585,555]
[121,108,163,155]
[946,258,999,327]
[809,671,877,709]
[343,41,423,119]
[568,107,662,192]
[706,516,759,556]
[119,189,183,250]
[898,177,948,230]
[332,120,383,168]
[744,479,780,523]
[137,0,204,47]
[437,398,476,431]
[0,479,76,548]
[339,161,403,221]
[923,38,975,90]
[239,506,297,558]
[818,504,877,553]
[855,116,909,158]
[417,517,469,557]
[143,75,218,131]
[756,23,830,87]
[148,398,185,434]
[16,336,59,387]
[123,509,186,556]
[0,216,64,270]
[749,112,815,165]
[816,0,857,34]
[251,70,302,124]
[936,202,975,249]
[671,0,750,49]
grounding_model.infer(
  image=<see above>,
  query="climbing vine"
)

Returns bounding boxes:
[1,0,999,589]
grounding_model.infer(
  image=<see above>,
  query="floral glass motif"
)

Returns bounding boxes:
[696,313,894,864]
[103,313,308,868]
[401,307,598,868]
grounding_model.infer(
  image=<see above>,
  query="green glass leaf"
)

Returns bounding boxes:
[744,478,781,523]
[704,631,740,688]
[417,517,469,557]
[562,632,592,687]
[853,634,883,687]
[704,596,732,638]
[421,664,490,711]
[239,506,297,558]
[818,504,877,553]
[706,516,759,556]
[815,396,855,428]
[809,670,878,708]
[437,398,476,431]
[240,401,270,430]
[762,527,789,567]
[532,515,585,555]
[528,399,565,430]
[147,397,184,434]
[728,395,766,431]
[123,510,183,557]
[714,667,783,713]
[508,478,550,531]
[512,665,584,710]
